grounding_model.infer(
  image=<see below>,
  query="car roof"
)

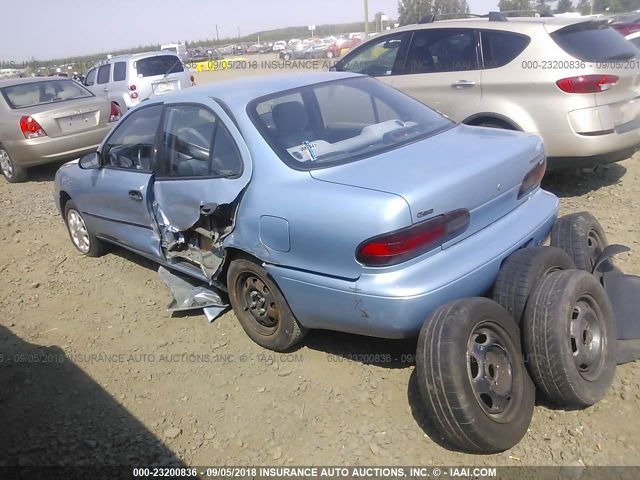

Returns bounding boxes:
[391,15,603,34]
[160,72,362,109]
[107,51,182,62]
[0,77,75,88]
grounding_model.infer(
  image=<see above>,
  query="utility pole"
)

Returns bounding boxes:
[216,24,220,43]
[364,0,369,37]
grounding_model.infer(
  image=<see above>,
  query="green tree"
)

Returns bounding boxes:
[498,0,533,13]
[398,0,431,25]
[555,0,574,12]
[576,0,591,13]
[535,0,553,14]
[398,0,470,25]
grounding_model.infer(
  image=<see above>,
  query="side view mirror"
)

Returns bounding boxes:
[78,152,101,169]
[332,59,344,72]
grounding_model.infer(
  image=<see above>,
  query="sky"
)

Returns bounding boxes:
[0,0,499,61]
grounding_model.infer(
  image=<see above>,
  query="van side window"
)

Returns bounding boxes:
[84,68,96,86]
[113,62,127,82]
[97,64,111,85]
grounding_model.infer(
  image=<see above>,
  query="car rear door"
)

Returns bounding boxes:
[389,28,482,120]
[152,98,252,236]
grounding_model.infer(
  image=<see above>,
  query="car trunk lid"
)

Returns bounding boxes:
[310,125,545,246]
[26,96,110,138]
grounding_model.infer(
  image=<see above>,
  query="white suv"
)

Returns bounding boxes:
[335,14,640,170]
[83,52,194,112]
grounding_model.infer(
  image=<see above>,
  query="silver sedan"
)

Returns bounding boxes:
[0,77,120,182]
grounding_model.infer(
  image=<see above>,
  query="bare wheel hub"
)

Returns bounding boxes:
[239,274,279,331]
[570,296,605,380]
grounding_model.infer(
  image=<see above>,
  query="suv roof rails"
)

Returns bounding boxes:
[417,11,508,24]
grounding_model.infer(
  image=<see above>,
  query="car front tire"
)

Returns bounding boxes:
[0,147,27,183]
[227,257,307,352]
[64,200,106,257]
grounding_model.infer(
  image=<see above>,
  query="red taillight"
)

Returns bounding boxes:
[129,84,139,99]
[190,75,195,84]
[518,157,547,200]
[109,102,122,123]
[556,75,619,94]
[356,209,470,267]
[19,116,47,139]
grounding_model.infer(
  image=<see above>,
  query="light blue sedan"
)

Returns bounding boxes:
[54,72,557,352]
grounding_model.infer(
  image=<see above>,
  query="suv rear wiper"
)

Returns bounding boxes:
[604,53,637,61]
[140,56,184,102]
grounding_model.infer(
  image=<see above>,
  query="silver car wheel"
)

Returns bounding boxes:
[0,149,13,178]
[67,209,91,253]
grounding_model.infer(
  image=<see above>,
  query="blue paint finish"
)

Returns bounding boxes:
[259,216,290,252]
[54,72,560,339]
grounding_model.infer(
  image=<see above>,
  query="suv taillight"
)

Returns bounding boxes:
[19,116,47,139]
[556,75,619,94]
[518,157,547,200]
[356,209,470,267]
[109,102,122,123]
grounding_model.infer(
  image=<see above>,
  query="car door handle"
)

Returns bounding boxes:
[451,80,476,89]
[128,190,143,201]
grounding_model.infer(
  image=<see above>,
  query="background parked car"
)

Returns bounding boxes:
[334,14,640,170]
[611,13,640,36]
[0,77,120,182]
[626,30,640,49]
[272,41,287,52]
[83,52,194,113]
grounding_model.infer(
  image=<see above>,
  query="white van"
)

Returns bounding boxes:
[83,52,194,112]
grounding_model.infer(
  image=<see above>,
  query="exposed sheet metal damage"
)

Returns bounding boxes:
[153,199,239,322]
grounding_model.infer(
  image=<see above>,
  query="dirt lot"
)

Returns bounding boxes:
[1,64,639,468]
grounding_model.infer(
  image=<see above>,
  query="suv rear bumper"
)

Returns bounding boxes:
[265,189,558,339]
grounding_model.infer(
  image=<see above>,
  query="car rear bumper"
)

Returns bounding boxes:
[4,125,112,167]
[265,189,558,339]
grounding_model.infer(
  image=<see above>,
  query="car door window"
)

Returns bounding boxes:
[103,105,162,171]
[97,64,111,85]
[84,68,96,86]
[341,33,407,77]
[480,30,530,69]
[113,62,127,81]
[405,29,479,74]
[159,104,242,178]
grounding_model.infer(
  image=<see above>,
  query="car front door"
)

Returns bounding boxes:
[151,99,252,265]
[388,28,482,121]
[339,31,411,82]
[76,103,163,259]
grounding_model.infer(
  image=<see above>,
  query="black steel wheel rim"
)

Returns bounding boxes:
[467,323,516,417]
[237,273,279,335]
[587,229,605,269]
[569,293,606,381]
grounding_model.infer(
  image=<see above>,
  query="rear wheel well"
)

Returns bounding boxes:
[218,248,263,287]
[464,115,520,131]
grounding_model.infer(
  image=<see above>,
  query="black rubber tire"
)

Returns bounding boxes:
[64,200,106,257]
[0,147,27,183]
[227,258,307,352]
[550,212,608,273]
[493,246,575,325]
[523,270,617,408]
[416,297,535,453]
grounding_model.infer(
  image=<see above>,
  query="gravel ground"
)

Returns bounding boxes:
[0,66,639,468]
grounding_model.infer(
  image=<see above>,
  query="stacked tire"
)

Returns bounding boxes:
[415,213,617,453]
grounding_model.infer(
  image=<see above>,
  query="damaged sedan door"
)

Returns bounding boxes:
[152,100,252,280]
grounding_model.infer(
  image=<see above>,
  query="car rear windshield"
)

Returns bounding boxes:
[1,79,93,109]
[551,21,638,62]
[134,55,184,77]
[249,76,453,170]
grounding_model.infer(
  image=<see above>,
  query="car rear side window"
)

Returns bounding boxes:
[135,55,184,78]
[159,104,242,178]
[1,80,93,109]
[551,22,638,62]
[481,31,530,69]
[405,29,479,74]
[97,64,110,84]
[113,62,127,82]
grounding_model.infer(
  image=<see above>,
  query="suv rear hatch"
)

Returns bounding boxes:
[550,21,640,133]
[134,54,190,97]
[310,124,546,247]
